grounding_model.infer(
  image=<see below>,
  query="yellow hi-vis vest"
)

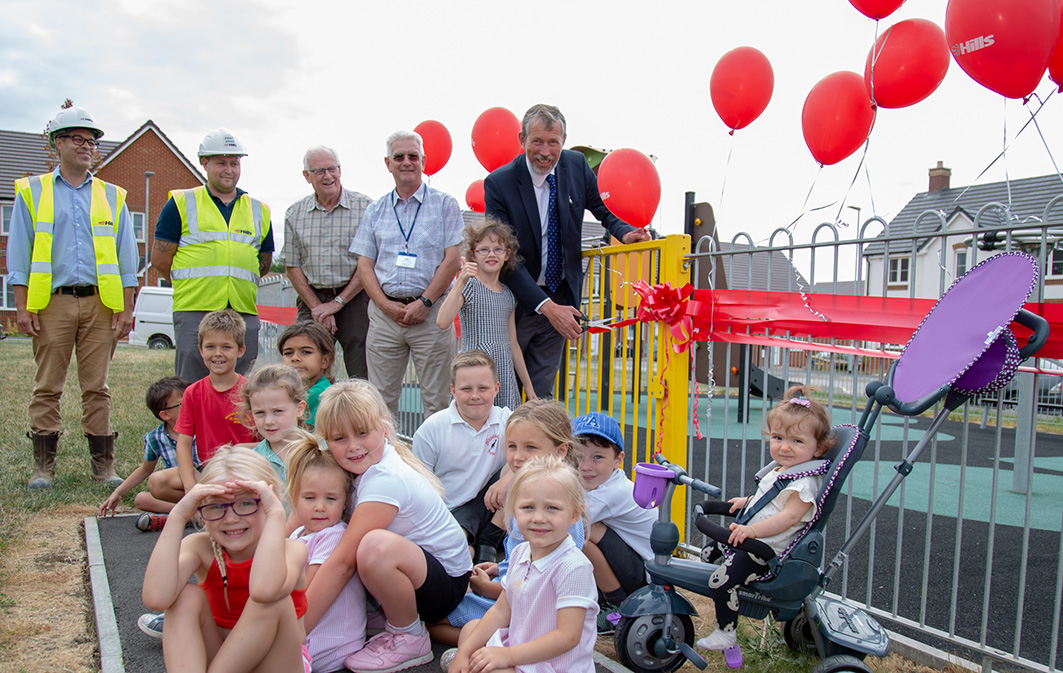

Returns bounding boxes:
[15,173,126,312]
[168,186,270,314]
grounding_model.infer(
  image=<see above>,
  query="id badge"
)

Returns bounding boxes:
[396,252,417,269]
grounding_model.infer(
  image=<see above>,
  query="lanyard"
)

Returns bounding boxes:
[392,184,425,251]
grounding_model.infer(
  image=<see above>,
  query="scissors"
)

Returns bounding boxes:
[578,313,621,333]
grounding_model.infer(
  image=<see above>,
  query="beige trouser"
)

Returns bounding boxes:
[366,299,455,419]
[30,292,116,435]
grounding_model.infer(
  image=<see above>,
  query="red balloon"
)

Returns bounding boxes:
[471,107,522,172]
[465,179,485,213]
[801,71,876,166]
[849,0,905,19]
[864,19,950,108]
[414,120,452,176]
[1049,0,1063,91]
[597,149,660,228]
[945,0,1060,99]
[710,46,774,131]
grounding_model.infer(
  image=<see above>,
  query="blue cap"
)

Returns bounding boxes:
[572,412,624,451]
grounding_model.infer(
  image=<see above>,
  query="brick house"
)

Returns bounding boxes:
[0,120,204,330]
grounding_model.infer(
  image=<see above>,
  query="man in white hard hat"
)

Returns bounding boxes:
[350,130,462,419]
[151,128,274,382]
[283,145,373,378]
[7,105,139,489]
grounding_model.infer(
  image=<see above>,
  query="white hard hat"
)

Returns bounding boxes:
[47,106,104,148]
[198,128,248,157]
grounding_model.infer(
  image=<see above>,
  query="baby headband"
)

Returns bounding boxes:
[789,398,812,408]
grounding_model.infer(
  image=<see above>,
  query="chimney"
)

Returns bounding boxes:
[928,161,951,193]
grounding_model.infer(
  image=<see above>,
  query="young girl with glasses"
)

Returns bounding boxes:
[142,446,311,673]
[437,217,536,409]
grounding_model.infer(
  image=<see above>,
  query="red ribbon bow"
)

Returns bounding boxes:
[630,280,695,353]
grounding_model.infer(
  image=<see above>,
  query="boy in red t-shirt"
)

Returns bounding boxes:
[174,309,256,493]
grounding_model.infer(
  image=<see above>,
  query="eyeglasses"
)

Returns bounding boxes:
[308,165,340,177]
[198,498,260,521]
[161,401,182,411]
[475,247,507,257]
[58,135,99,148]
[391,152,421,162]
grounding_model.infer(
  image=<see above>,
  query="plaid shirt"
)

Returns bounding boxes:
[282,188,373,289]
[143,423,198,469]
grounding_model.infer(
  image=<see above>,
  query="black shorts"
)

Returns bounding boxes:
[598,526,648,596]
[414,547,472,623]
[449,468,502,543]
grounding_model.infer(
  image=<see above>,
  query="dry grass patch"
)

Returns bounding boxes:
[0,505,96,673]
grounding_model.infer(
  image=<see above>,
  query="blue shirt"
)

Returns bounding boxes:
[143,423,199,469]
[154,187,275,252]
[349,183,462,297]
[7,168,139,288]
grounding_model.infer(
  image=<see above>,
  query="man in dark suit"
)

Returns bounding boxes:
[485,103,651,397]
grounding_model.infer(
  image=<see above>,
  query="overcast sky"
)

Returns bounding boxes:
[3,0,1060,257]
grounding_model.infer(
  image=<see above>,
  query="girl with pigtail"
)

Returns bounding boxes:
[142,445,311,673]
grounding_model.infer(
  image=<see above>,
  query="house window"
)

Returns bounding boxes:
[132,212,145,242]
[0,278,13,310]
[888,258,910,284]
[956,250,968,277]
[2,203,12,235]
[1051,248,1063,277]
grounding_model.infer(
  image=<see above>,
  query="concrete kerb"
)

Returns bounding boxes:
[85,515,125,673]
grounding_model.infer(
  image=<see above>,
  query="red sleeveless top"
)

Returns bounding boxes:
[199,553,307,629]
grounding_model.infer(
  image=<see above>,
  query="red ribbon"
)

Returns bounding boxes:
[610,281,695,353]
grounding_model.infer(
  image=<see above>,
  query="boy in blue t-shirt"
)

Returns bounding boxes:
[98,377,197,531]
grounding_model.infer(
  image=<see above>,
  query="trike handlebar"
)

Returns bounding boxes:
[653,453,722,499]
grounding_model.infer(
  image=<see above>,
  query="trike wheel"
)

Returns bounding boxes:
[614,613,694,673]
[810,654,873,673]
[782,611,818,654]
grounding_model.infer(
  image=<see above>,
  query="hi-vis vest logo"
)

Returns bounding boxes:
[97,220,114,227]
[951,34,995,57]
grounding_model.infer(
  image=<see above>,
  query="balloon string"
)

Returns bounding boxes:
[783,164,826,234]
[1003,97,1013,215]
[945,89,1053,209]
[863,161,877,220]
[719,133,736,218]
[834,110,876,228]
[1024,92,1063,187]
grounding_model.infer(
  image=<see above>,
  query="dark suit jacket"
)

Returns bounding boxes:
[485,149,637,313]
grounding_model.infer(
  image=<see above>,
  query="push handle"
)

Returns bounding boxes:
[1014,308,1050,361]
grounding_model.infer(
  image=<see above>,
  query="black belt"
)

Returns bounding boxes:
[311,286,345,298]
[384,294,420,305]
[55,286,97,297]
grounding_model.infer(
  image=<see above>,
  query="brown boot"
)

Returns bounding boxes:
[87,432,123,488]
[27,431,60,490]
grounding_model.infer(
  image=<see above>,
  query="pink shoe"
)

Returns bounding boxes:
[343,629,432,673]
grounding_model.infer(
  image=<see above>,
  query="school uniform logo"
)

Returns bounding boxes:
[486,433,500,456]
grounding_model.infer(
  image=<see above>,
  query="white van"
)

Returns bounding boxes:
[128,286,175,349]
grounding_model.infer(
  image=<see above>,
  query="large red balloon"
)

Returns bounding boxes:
[1049,0,1063,91]
[945,0,1060,99]
[597,149,660,228]
[864,19,950,108]
[414,120,452,176]
[801,71,876,166]
[850,0,905,20]
[465,179,485,213]
[710,47,774,132]
[471,107,522,172]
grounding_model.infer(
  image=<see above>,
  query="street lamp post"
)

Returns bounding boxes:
[144,171,154,287]
[847,205,862,228]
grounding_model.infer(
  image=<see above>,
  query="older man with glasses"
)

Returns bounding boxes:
[351,130,462,419]
[283,145,374,378]
[8,105,139,489]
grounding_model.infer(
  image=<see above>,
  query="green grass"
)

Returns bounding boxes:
[0,340,173,553]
